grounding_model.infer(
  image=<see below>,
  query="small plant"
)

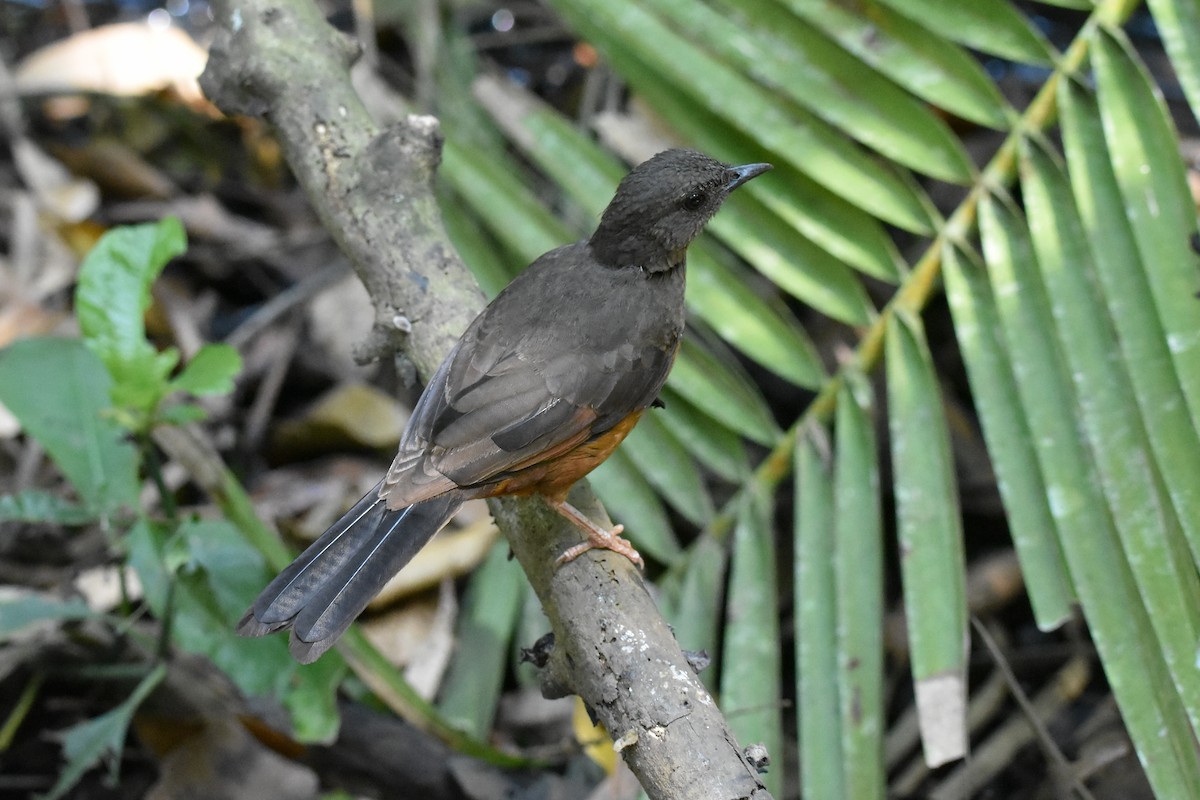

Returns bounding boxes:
[0,219,340,798]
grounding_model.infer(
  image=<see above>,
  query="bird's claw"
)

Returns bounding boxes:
[555,523,644,569]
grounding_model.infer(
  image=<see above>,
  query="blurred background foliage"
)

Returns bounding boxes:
[2,0,1200,797]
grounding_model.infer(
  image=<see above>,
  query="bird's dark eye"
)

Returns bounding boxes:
[681,191,707,211]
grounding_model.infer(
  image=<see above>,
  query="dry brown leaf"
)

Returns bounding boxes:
[15,23,208,107]
[271,383,408,460]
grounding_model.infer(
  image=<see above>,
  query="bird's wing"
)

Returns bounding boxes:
[379,319,673,509]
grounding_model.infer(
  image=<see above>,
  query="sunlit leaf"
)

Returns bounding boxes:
[75,218,186,416]
[0,338,138,515]
[169,343,242,397]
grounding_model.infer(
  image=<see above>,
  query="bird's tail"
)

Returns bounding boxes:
[238,484,462,663]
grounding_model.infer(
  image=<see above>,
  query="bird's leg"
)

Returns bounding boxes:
[545,497,644,569]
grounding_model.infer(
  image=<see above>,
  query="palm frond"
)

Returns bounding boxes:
[433,0,1200,793]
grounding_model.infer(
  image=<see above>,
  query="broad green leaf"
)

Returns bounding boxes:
[720,486,782,798]
[834,372,884,800]
[546,0,936,233]
[885,309,967,766]
[667,336,781,446]
[0,594,94,638]
[170,343,242,397]
[0,490,93,525]
[44,664,166,800]
[942,244,1074,629]
[783,0,1011,129]
[980,192,1200,799]
[438,540,525,738]
[0,338,138,515]
[589,449,680,565]
[75,218,187,416]
[1021,138,1200,729]
[1092,27,1200,428]
[1147,0,1200,123]
[282,654,344,743]
[621,412,714,526]
[794,427,844,800]
[651,0,974,182]
[874,0,1054,64]
[127,518,342,740]
[1059,76,1200,570]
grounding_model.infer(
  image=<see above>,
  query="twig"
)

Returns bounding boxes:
[971,618,1097,800]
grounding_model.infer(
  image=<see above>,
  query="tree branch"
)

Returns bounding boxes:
[200,3,772,797]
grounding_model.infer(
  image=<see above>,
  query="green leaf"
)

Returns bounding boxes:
[783,0,1011,129]
[75,218,187,417]
[1146,0,1200,124]
[43,663,167,800]
[941,244,1075,629]
[440,188,513,299]
[656,388,749,483]
[720,486,782,797]
[980,191,1200,799]
[170,343,242,397]
[648,0,974,182]
[1092,27,1200,428]
[1059,76,1200,571]
[666,336,782,446]
[126,518,343,740]
[0,594,94,638]
[437,540,524,738]
[1020,137,1200,731]
[834,372,884,800]
[874,0,1054,64]
[0,338,138,515]
[0,491,93,525]
[441,138,567,267]
[794,426,844,800]
[283,656,343,743]
[157,403,209,425]
[546,0,936,233]
[662,534,727,692]
[885,310,968,766]
[688,248,826,387]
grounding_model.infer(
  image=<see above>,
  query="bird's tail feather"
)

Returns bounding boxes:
[237,484,462,663]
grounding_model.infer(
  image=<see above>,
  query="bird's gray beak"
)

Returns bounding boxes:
[725,162,773,192]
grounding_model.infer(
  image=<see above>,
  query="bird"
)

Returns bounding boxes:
[237,148,772,662]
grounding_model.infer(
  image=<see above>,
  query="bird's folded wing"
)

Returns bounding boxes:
[380,334,663,508]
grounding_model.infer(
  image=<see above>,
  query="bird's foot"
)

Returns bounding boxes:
[548,499,643,569]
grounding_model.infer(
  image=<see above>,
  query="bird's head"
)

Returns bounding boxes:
[589,149,772,271]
